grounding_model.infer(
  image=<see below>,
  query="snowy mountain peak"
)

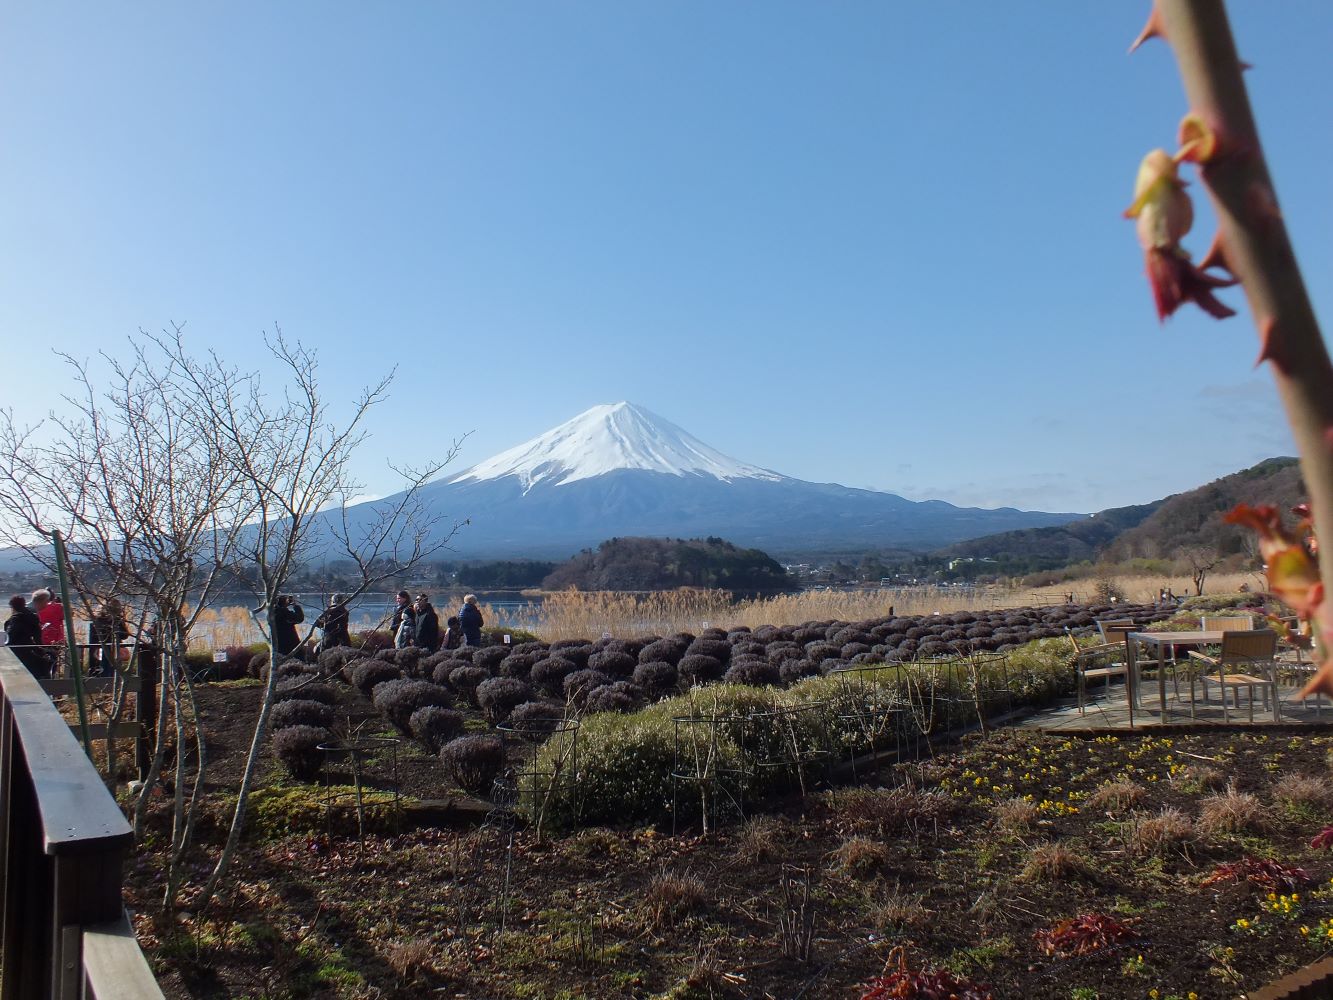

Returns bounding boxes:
[450,402,787,491]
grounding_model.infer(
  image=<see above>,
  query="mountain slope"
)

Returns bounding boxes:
[930,457,1304,571]
[351,402,1083,558]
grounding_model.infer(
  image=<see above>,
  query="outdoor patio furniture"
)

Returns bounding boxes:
[1066,629,1128,715]
[1187,629,1280,723]
[1199,614,1255,633]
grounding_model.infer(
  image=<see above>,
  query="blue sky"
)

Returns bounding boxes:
[3,3,1328,515]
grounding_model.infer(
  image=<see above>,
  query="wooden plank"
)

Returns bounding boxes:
[0,650,132,857]
[67,723,143,742]
[40,677,141,697]
[81,912,166,1000]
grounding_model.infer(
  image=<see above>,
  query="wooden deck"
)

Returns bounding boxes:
[1016,683,1333,732]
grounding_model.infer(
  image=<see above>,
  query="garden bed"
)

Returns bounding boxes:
[128,681,1333,999]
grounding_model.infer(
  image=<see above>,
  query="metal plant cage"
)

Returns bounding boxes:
[317,736,402,844]
[827,662,912,780]
[496,715,580,827]
[670,713,751,834]
[741,700,835,797]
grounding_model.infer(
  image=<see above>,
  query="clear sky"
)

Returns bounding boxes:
[3,3,1328,515]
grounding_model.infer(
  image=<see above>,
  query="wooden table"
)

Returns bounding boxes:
[1126,630,1230,724]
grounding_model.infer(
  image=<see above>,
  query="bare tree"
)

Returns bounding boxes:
[1180,545,1219,596]
[154,327,463,911]
[0,331,257,908]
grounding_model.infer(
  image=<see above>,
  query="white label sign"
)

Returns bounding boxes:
[213,651,228,663]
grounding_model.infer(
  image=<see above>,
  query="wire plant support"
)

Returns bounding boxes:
[496,714,580,840]
[317,736,402,848]
[671,713,749,835]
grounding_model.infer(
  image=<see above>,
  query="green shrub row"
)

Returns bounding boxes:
[526,637,1080,828]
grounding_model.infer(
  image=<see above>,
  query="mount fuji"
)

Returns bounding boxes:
[359,403,1082,558]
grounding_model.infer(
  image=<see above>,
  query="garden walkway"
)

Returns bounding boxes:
[1017,684,1332,732]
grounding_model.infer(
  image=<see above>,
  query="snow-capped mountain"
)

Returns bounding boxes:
[450,402,785,491]
[349,403,1083,558]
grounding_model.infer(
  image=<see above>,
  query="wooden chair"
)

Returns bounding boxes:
[1066,628,1129,714]
[1188,629,1279,722]
[1199,614,1255,633]
[1095,618,1135,643]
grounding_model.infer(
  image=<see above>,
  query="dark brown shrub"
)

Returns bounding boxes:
[678,654,725,687]
[531,656,578,695]
[448,665,489,705]
[476,677,533,723]
[724,659,780,687]
[588,650,637,677]
[633,661,678,693]
[272,725,330,782]
[275,678,338,706]
[372,678,453,733]
[440,735,504,794]
[506,700,565,740]
[270,698,334,731]
[351,660,402,697]
[585,681,643,714]
[409,706,465,753]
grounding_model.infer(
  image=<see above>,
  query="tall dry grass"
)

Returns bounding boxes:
[187,571,1268,648]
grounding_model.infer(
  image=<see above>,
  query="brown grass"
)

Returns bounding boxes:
[1086,780,1147,815]
[641,870,708,930]
[383,937,435,980]
[1125,807,1195,856]
[1272,773,1333,811]
[734,816,787,864]
[824,786,955,836]
[993,797,1040,834]
[870,889,932,930]
[832,836,890,877]
[1020,842,1089,882]
[1176,763,1227,793]
[1198,785,1268,836]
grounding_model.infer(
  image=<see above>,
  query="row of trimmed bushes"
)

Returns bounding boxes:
[527,635,1082,828]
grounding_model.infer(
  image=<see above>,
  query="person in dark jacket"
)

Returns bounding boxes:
[441,615,463,651]
[390,590,415,649]
[459,594,484,647]
[413,594,440,651]
[273,595,305,656]
[90,597,130,676]
[314,594,351,650]
[5,595,49,678]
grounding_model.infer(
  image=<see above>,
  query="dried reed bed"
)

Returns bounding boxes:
[188,571,1265,647]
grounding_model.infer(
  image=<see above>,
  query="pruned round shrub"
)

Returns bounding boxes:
[724,659,781,687]
[531,656,578,696]
[448,665,490,706]
[270,698,334,731]
[430,657,463,686]
[840,642,872,659]
[409,706,465,754]
[685,638,731,663]
[275,678,338,706]
[549,641,593,669]
[585,681,642,715]
[588,650,637,677]
[766,642,804,665]
[389,647,426,675]
[731,640,765,658]
[780,659,821,685]
[476,677,533,723]
[248,650,271,679]
[318,647,357,676]
[474,646,509,674]
[440,735,504,795]
[564,669,610,706]
[351,660,402,697]
[511,641,548,657]
[638,638,686,666]
[506,700,565,741]
[500,652,537,680]
[372,679,453,733]
[272,725,330,782]
[633,661,678,694]
[422,650,455,674]
[677,654,724,687]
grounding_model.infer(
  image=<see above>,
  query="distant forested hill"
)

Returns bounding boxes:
[1105,457,1305,561]
[933,457,1304,572]
[542,537,798,593]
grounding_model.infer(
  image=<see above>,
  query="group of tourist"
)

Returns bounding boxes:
[386,590,484,651]
[285,590,486,657]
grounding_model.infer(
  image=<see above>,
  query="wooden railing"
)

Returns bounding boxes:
[0,647,163,999]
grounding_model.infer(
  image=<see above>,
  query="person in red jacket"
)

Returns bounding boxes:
[31,589,66,647]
